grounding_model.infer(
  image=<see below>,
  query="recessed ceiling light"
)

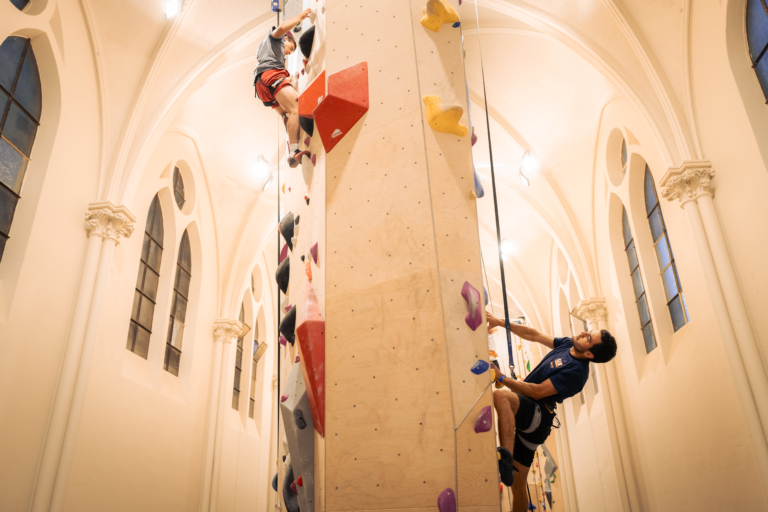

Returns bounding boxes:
[500,238,514,261]
[253,155,270,180]
[165,0,182,19]
[521,151,540,174]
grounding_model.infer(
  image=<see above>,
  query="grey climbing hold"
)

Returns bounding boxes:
[294,408,307,429]
[280,358,316,512]
[279,212,295,250]
[470,360,490,375]
[295,215,300,225]
[300,116,314,137]
[474,405,492,433]
[282,464,299,512]
[301,255,305,262]
[280,306,296,345]
[272,472,278,491]
[276,258,290,294]
[437,488,456,512]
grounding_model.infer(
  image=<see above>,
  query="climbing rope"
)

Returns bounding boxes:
[275,6,282,507]
[471,0,515,377]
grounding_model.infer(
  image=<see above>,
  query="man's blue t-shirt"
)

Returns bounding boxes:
[524,337,590,407]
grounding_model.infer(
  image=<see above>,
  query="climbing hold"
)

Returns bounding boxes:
[311,154,316,165]
[310,243,318,264]
[279,212,295,251]
[474,405,493,433]
[282,183,286,194]
[299,25,315,58]
[279,335,288,346]
[471,126,478,146]
[281,393,289,402]
[304,137,310,146]
[483,286,489,306]
[305,195,310,205]
[290,482,298,495]
[470,360,490,375]
[473,167,485,198]
[295,355,301,363]
[461,281,483,330]
[314,62,369,153]
[280,243,289,263]
[271,0,283,12]
[300,116,315,137]
[296,283,326,436]
[301,255,305,262]
[420,0,460,32]
[297,476,303,487]
[280,306,297,345]
[295,215,300,225]
[294,408,307,429]
[423,96,468,137]
[305,260,313,282]
[298,71,326,120]
[437,488,457,512]
[286,304,293,312]
[272,473,278,491]
[453,21,460,27]
[276,258,290,294]
[291,236,298,248]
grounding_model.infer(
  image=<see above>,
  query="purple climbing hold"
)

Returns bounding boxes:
[474,405,493,433]
[437,488,456,512]
[279,335,288,346]
[281,393,289,402]
[311,154,317,165]
[310,243,318,264]
[295,355,301,363]
[471,127,478,146]
[461,281,483,331]
[304,137,310,146]
[285,304,292,313]
[471,360,490,375]
[290,481,298,494]
[280,243,289,263]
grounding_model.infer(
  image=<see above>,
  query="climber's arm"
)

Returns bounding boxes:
[499,376,557,401]
[272,9,312,39]
[486,311,554,349]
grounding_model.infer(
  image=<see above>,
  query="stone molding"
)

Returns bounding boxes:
[574,298,608,325]
[85,202,137,244]
[660,160,715,206]
[213,319,246,344]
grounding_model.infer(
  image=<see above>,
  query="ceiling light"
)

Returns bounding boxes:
[521,151,540,174]
[165,0,182,19]
[262,173,274,192]
[518,171,530,188]
[253,155,270,180]
[500,238,514,261]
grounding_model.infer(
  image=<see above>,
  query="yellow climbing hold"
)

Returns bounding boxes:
[420,0,460,32]
[497,452,502,461]
[423,96,468,137]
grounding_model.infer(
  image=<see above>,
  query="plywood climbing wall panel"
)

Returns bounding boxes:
[324,0,500,510]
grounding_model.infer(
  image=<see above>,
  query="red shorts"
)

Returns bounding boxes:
[255,69,292,108]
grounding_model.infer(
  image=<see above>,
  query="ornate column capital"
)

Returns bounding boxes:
[660,161,715,207]
[574,298,608,326]
[213,319,247,344]
[85,202,137,244]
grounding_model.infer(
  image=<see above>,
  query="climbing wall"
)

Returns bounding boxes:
[323,0,499,510]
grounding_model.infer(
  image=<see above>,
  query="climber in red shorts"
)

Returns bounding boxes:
[254,8,312,168]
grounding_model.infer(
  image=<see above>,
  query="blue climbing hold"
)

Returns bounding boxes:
[474,168,485,198]
[470,360,490,375]
[483,286,489,306]
[272,472,278,491]
[453,22,461,27]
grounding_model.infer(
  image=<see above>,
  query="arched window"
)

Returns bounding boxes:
[620,138,628,175]
[644,166,689,331]
[232,304,245,410]
[623,207,656,353]
[0,36,41,261]
[10,0,30,12]
[747,0,768,102]
[127,195,164,359]
[173,166,185,210]
[164,230,191,376]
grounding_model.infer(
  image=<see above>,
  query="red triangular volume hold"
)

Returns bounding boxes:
[298,71,325,120]
[296,282,326,437]
[313,62,369,153]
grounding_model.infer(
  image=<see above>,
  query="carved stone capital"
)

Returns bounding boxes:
[213,319,246,344]
[574,298,608,326]
[660,161,715,207]
[85,202,137,245]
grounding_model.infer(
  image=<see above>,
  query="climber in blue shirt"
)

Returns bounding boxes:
[485,311,617,512]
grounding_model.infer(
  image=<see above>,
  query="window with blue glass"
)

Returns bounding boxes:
[644,166,689,331]
[0,36,41,262]
[164,230,191,376]
[747,0,768,102]
[623,207,657,353]
[232,304,246,410]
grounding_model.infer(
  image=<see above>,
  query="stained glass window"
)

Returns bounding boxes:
[748,0,768,102]
[623,207,656,353]
[127,195,164,359]
[232,305,245,410]
[164,230,191,376]
[644,166,689,331]
[173,167,185,210]
[0,37,41,261]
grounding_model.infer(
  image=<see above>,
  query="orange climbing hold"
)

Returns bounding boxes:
[305,260,313,282]
[296,283,326,437]
[298,71,325,120]
[314,62,369,153]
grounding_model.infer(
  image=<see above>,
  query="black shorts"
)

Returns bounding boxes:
[513,394,555,467]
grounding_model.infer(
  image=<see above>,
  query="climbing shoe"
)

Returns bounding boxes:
[498,447,515,486]
[288,149,310,168]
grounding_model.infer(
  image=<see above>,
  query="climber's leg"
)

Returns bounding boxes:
[511,463,530,512]
[275,82,300,145]
[493,389,518,454]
